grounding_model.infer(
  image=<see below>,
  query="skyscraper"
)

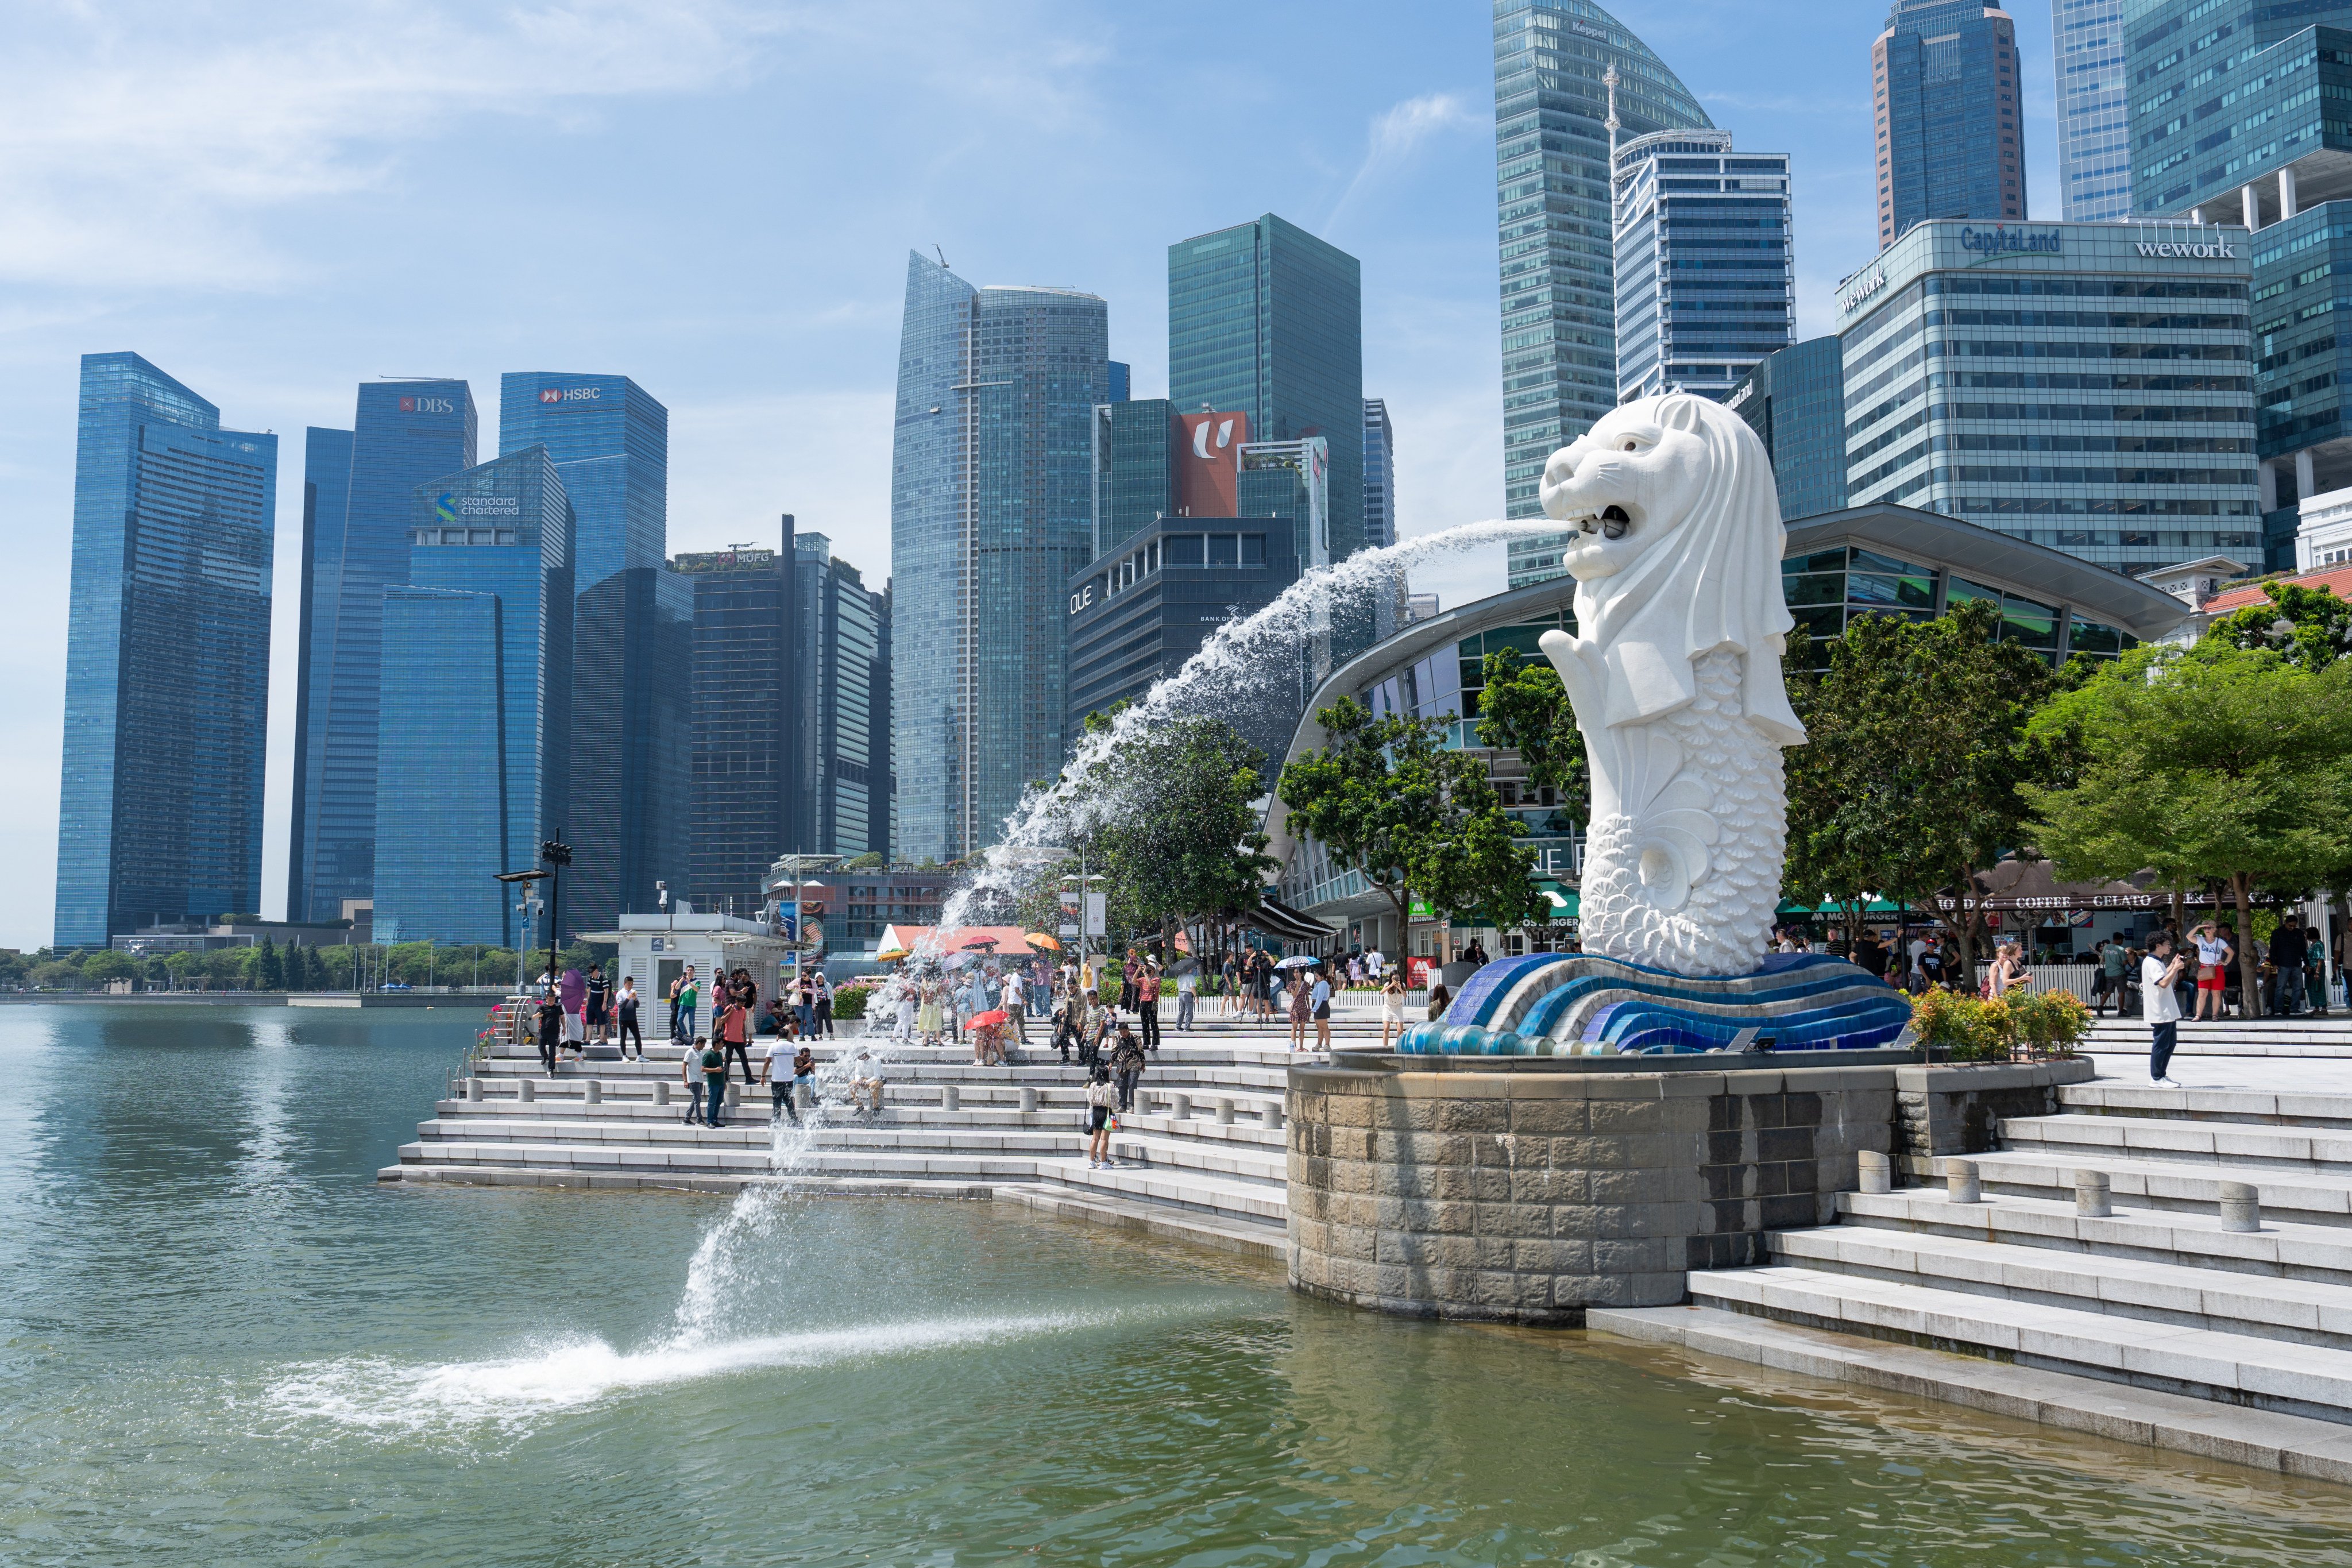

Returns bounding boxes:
[1168,214,1362,567]
[2053,0,2132,220]
[1611,131,1794,405]
[889,252,1108,862]
[678,530,794,914]
[1363,398,1396,550]
[500,372,685,932]
[373,447,575,946]
[1873,1,2027,248]
[2124,1,2352,568]
[1727,337,1849,523]
[287,379,478,923]
[57,353,276,948]
[1493,1,1713,587]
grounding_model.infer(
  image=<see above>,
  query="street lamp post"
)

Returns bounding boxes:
[494,870,551,998]
[540,840,573,993]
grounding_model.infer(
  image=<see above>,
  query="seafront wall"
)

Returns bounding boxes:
[1284,1054,2092,1325]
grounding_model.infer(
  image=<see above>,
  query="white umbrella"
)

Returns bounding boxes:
[1276,955,1320,970]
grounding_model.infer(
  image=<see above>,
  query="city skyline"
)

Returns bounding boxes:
[5,1,2073,949]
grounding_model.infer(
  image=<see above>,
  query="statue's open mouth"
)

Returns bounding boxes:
[1561,504,1633,540]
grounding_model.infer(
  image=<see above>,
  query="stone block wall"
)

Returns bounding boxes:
[1286,1061,1899,1326]
[1893,1059,2097,1173]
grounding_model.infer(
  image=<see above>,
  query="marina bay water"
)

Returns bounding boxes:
[7,1004,2352,1566]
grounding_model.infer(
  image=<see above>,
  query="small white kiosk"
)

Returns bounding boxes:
[583,912,795,1055]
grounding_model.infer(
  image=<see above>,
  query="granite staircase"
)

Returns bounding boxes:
[1597,1076,2352,1481]
[381,1026,1304,1258]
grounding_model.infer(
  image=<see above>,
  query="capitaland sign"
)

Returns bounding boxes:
[2134,238,2237,259]
[537,386,603,403]
[1839,267,1888,314]
[1958,225,2063,255]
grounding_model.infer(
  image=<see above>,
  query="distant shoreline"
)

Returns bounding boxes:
[0,991,503,1007]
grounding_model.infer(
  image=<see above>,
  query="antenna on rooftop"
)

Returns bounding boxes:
[935,245,951,270]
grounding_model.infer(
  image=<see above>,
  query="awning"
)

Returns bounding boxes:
[1245,894,1338,943]
[1926,858,2226,914]
[1535,883,1578,917]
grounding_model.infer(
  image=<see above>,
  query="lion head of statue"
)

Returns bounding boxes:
[1536,393,1803,746]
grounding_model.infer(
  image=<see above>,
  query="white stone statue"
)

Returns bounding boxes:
[1535,394,1806,976]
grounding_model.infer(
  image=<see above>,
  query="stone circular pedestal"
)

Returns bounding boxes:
[1285,1053,1906,1325]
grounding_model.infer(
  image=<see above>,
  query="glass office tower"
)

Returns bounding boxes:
[373,447,575,947]
[287,379,478,923]
[1168,214,1362,567]
[2124,1,2352,567]
[1728,337,1850,522]
[500,372,684,930]
[803,532,890,863]
[1611,130,1795,405]
[1873,1,2027,248]
[2054,0,2133,220]
[1836,219,2260,578]
[57,353,276,948]
[1364,398,1396,549]
[889,251,1107,862]
[1493,1,1713,587]
[678,531,793,913]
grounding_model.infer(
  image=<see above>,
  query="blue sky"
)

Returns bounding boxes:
[0,0,2065,948]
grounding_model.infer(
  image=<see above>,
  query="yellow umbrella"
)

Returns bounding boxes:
[1024,932,1061,952]
[875,947,912,962]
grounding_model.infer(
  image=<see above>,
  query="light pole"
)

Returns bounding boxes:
[495,870,550,997]
[540,840,573,992]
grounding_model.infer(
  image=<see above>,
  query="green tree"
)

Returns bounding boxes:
[2205,580,2352,672]
[2026,642,2352,1013]
[1277,696,1540,941]
[1060,708,1277,949]
[82,949,139,987]
[1473,647,1592,825]
[30,958,86,990]
[257,937,284,990]
[1778,600,2063,974]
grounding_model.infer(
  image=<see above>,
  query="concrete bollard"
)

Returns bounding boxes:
[1216,1096,1235,1126]
[1856,1150,1891,1195]
[519,1078,536,1103]
[1945,1157,1982,1204]
[1171,1092,1192,1121]
[943,1084,961,1112]
[2220,1180,2262,1233]
[584,1079,603,1105]
[797,1082,813,1111]
[2075,1170,2112,1218]
[1019,1086,1038,1114]
[466,1077,484,1102]
[654,1080,670,1106]
[1266,1098,1285,1131]
[725,1080,740,1109]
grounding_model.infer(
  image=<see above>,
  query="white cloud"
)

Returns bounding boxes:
[0,1,807,288]
[1324,91,1483,235]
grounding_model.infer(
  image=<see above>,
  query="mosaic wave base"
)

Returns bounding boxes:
[1400,952,1911,1056]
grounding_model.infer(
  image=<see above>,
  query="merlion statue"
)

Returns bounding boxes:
[1536,394,1805,976]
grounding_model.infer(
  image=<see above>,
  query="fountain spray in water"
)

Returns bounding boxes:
[667,519,1545,1331]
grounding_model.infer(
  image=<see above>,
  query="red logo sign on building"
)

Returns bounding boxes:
[1174,410,1248,517]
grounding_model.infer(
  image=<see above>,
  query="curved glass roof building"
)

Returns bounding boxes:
[1494,0,1713,587]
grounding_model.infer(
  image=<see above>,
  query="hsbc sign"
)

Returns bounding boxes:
[538,386,602,404]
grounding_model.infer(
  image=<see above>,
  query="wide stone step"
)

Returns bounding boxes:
[1767,1226,2352,1351]
[1689,1263,2352,1424]
[1999,1113,2352,1172]
[991,1183,1287,1260]
[1837,1188,2352,1288]
[2059,1083,2352,1130]
[1588,1302,2352,1484]
[428,1099,1285,1145]
[397,1140,1047,1179]
[1036,1156,1288,1226]
[1967,1149,2352,1226]
[411,1118,1087,1154]
[2082,1021,2352,1058]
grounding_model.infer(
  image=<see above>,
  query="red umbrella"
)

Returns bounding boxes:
[967,1009,1010,1028]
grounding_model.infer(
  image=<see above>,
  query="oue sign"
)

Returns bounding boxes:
[1069,583,1095,616]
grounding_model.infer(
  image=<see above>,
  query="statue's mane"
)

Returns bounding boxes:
[1573,395,1804,744]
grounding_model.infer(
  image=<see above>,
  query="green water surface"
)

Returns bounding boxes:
[2,1003,2348,1566]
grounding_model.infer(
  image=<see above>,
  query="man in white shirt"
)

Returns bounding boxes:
[1365,949,1385,981]
[1002,968,1027,1042]
[1174,963,1198,1032]
[2142,932,2188,1087]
